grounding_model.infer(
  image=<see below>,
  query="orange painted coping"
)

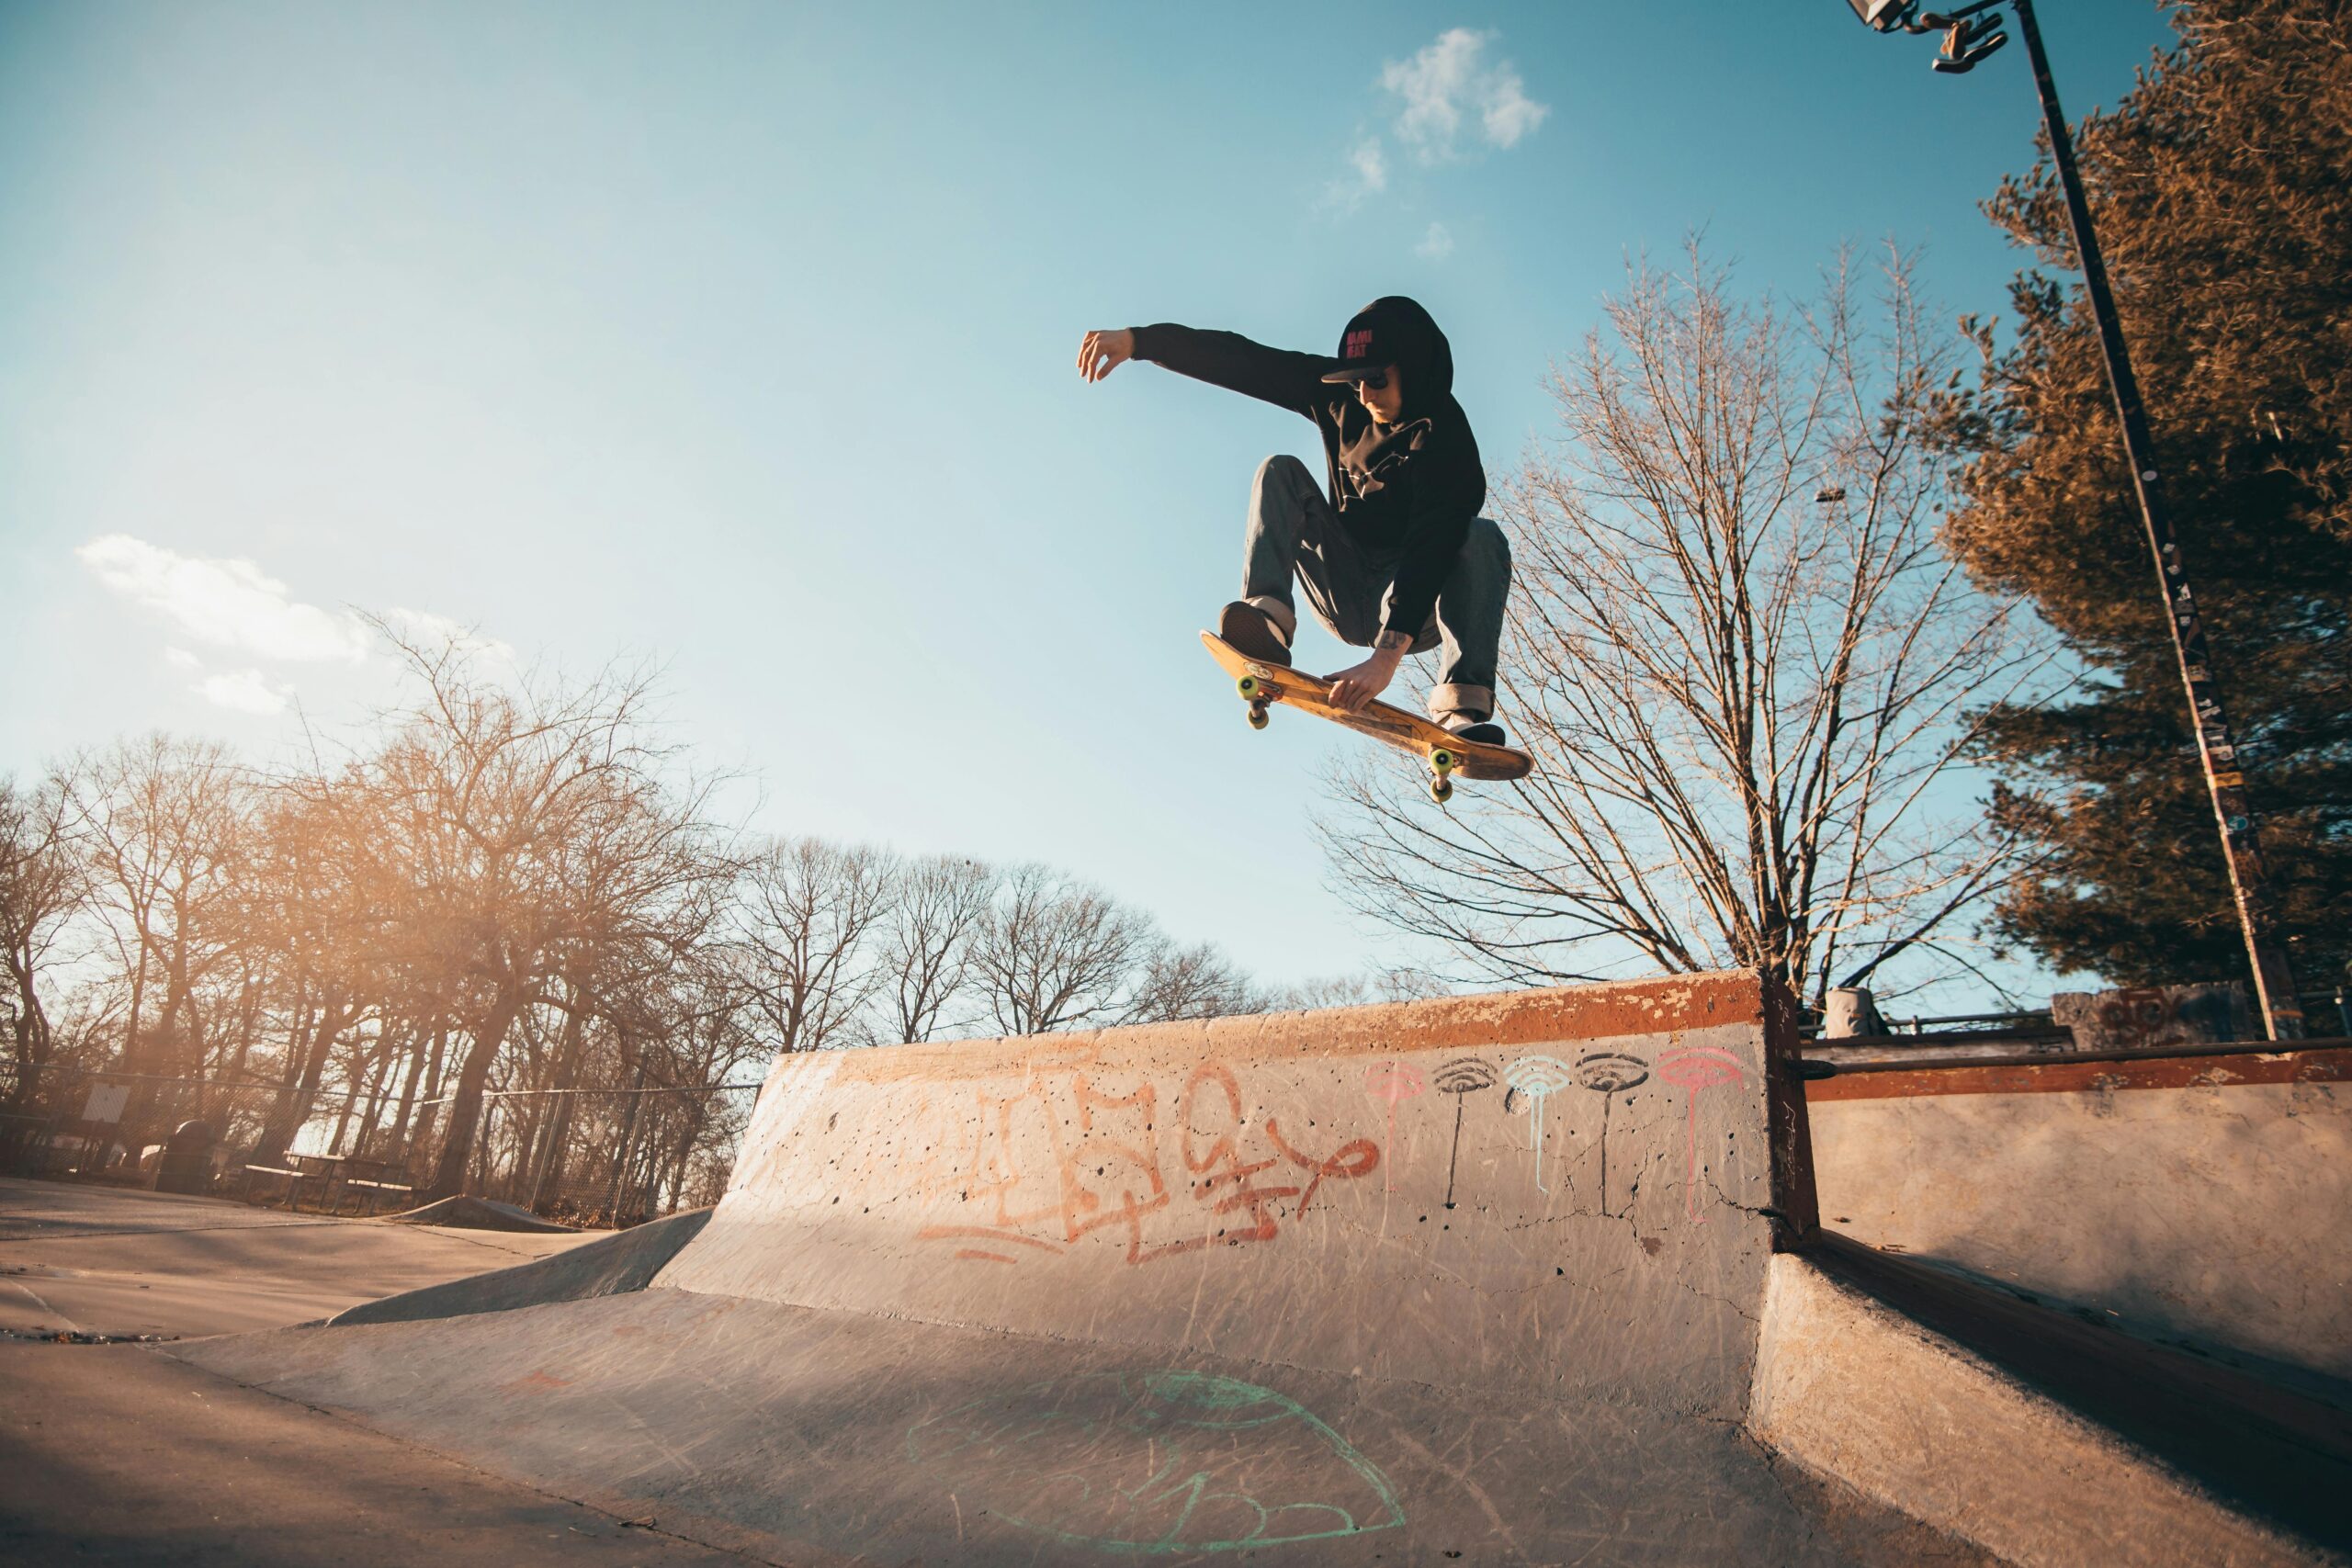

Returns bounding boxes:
[831,970,1773,1086]
[1806,1046,2352,1102]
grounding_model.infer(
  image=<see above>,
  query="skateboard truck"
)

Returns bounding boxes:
[1427,748,1457,805]
[1235,673,1272,730]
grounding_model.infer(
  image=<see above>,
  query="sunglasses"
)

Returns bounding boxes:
[1352,369,1390,391]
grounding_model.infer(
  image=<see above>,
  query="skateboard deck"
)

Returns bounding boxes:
[1201,631,1533,803]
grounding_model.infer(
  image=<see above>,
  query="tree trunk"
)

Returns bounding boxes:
[599,1044,648,1224]
[254,997,349,1167]
[424,984,526,1201]
[524,993,590,1212]
[384,1025,430,1158]
[405,1024,451,1171]
[659,1105,703,1218]
[334,1040,394,1156]
[5,960,50,1111]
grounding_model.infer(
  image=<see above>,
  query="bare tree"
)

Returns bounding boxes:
[737,838,893,1054]
[13,647,1306,1203]
[243,775,383,1166]
[875,854,995,1043]
[0,770,88,1106]
[1124,942,1266,1023]
[967,863,1155,1036]
[1322,245,2052,1006]
[353,628,734,1200]
[1262,968,1447,1011]
[69,737,250,1085]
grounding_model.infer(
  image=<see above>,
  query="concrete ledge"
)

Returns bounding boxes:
[1750,1251,2335,1568]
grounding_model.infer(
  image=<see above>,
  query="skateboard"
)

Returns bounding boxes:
[1201,631,1533,804]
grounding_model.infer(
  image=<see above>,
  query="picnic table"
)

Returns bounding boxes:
[241,1152,413,1214]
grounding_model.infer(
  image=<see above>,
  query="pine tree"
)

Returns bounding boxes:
[1941,0,2352,990]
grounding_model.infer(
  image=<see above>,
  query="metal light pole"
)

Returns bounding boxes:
[1849,0,2304,1038]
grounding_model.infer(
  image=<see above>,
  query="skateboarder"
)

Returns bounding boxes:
[1077,297,1510,744]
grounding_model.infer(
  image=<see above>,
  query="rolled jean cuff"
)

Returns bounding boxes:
[1428,682,1494,723]
[1244,594,1296,646]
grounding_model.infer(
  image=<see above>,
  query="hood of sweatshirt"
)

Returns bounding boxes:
[1325,295,1454,417]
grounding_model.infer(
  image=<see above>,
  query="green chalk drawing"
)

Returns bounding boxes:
[905,1369,1406,1553]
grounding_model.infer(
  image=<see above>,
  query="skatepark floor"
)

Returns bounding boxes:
[0,1177,747,1566]
[0,1341,759,1568]
[0,1177,596,1341]
[0,1177,1992,1568]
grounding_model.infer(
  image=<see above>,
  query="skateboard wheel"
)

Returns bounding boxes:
[1430,749,1459,775]
[1429,776,1454,805]
[1236,675,1262,701]
[1247,703,1270,730]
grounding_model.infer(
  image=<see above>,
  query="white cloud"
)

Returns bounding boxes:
[163,647,201,671]
[1417,221,1455,261]
[77,535,370,663]
[385,606,515,662]
[196,669,290,716]
[1321,135,1389,213]
[1379,28,1550,162]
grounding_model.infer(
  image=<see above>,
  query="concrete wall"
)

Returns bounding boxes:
[1808,1047,2352,1384]
[658,970,1813,1420]
[1751,1253,2320,1568]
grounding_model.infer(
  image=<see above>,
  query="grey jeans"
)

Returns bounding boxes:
[1241,454,1509,723]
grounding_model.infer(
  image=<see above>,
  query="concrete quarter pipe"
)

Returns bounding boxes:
[177,973,1988,1565]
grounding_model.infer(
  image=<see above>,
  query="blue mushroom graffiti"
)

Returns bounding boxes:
[906,1369,1406,1554]
[1499,1054,1574,1190]
[1474,1040,1747,1213]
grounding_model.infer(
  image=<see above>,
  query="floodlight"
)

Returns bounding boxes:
[1847,0,1919,28]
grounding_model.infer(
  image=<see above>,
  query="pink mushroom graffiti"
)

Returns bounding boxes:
[1363,1060,1425,1191]
[1656,1044,1746,1224]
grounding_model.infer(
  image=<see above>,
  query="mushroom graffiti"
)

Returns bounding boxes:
[1363,1061,1425,1191]
[1500,1055,1574,1191]
[1430,1056,1497,1209]
[1656,1044,1744,1224]
[1572,1052,1650,1214]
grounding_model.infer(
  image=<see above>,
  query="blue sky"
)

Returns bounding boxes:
[0,1,2176,999]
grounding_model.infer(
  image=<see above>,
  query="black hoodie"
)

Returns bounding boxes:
[1132,297,1486,640]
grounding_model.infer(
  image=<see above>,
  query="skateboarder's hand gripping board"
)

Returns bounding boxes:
[1329,634,1408,713]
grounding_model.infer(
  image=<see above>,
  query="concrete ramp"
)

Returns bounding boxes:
[665,969,1812,1416]
[326,1206,712,1326]
[178,975,1987,1565]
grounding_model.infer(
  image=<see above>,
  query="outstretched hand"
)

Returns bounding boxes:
[1077,328,1136,383]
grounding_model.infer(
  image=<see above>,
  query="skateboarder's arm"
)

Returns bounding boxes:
[1381,507,1475,642]
[1377,425,1487,639]
[1127,323,1332,418]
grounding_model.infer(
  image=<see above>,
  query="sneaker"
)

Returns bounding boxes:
[1446,719,1508,746]
[1217,601,1292,667]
